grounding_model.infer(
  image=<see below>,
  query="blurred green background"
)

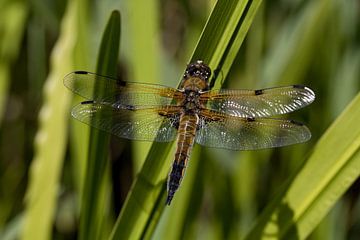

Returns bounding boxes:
[0,0,359,239]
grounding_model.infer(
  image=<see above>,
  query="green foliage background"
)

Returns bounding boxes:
[0,0,359,239]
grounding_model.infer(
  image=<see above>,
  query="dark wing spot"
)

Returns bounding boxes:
[116,79,127,87]
[158,111,167,116]
[125,105,136,111]
[293,84,306,89]
[74,71,89,75]
[246,117,256,122]
[81,100,95,105]
[255,89,263,95]
[290,119,304,126]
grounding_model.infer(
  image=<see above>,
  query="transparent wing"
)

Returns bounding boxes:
[195,110,311,150]
[200,85,315,117]
[64,71,182,106]
[71,101,180,142]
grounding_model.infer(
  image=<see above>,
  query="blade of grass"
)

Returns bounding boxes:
[0,0,28,124]
[21,2,79,240]
[109,0,263,239]
[79,10,120,240]
[69,0,91,200]
[245,92,360,239]
[0,0,28,227]
[242,0,360,238]
[191,0,263,89]
[126,0,161,172]
[109,142,174,240]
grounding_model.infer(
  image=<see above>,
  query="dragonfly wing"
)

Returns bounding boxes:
[64,71,182,107]
[201,85,315,117]
[195,110,311,150]
[71,101,180,142]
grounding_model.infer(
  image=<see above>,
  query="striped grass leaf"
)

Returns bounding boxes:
[126,0,162,172]
[0,0,28,124]
[245,92,360,239]
[79,10,121,240]
[21,2,80,240]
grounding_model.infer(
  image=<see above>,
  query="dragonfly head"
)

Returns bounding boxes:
[184,60,212,82]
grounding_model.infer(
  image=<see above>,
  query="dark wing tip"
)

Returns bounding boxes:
[81,100,95,105]
[63,71,90,87]
[289,119,305,126]
[246,117,256,122]
[73,70,90,75]
[293,84,306,89]
[290,120,312,142]
[255,89,263,95]
[293,84,315,96]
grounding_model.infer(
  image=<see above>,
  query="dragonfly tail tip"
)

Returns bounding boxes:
[165,195,173,205]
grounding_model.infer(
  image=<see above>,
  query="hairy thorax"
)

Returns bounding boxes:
[179,74,209,114]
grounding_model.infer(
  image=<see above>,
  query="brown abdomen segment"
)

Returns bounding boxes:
[166,114,198,205]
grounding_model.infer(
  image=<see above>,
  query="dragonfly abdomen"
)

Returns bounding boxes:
[166,114,198,205]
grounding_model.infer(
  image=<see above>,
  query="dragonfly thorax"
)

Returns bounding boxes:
[181,89,202,113]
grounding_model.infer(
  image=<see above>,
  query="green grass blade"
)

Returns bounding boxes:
[109,0,263,239]
[109,142,174,240]
[79,10,120,240]
[20,2,79,240]
[126,0,161,172]
[245,92,360,240]
[0,0,28,228]
[0,0,28,124]
[191,0,262,89]
[95,11,121,77]
[68,0,91,205]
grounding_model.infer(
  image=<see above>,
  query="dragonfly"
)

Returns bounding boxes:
[64,60,315,205]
